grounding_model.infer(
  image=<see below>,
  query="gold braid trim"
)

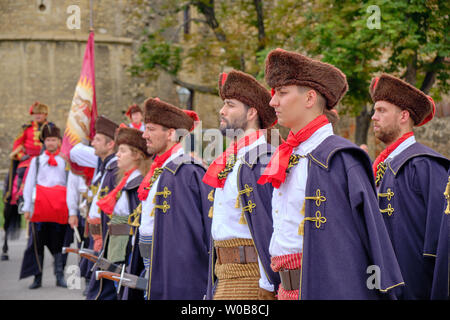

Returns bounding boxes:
[444,176,450,215]
[214,238,254,248]
[208,189,215,218]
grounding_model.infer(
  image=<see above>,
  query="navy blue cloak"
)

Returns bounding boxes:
[86,154,119,300]
[146,154,213,300]
[299,135,404,299]
[377,142,449,299]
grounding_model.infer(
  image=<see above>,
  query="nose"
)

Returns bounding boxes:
[269,95,278,108]
[219,105,226,116]
[371,111,378,122]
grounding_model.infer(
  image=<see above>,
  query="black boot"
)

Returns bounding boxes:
[82,277,90,296]
[54,253,67,288]
[1,238,8,261]
[29,274,42,289]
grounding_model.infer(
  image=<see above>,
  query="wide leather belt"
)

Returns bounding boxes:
[215,246,258,264]
[139,243,152,259]
[108,223,131,236]
[89,223,101,236]
[279,269,301,291]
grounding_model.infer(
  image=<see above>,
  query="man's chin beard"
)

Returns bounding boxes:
[375,129,400,146]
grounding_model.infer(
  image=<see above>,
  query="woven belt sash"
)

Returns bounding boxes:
[214,238,259,280]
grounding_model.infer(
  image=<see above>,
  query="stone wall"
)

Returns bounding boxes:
[0,0,448,178]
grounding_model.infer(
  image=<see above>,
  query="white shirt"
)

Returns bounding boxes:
[22,153,67,214]
[269,124,334,257]
[113,169,142,217]
[386,135,416,162]
[211,134,266,241]
[211,134,274,292]
[139,147,184,236]
[88,155,117,219]
[69,142,98,169]
[129,122,145,132]
[66,171,88,217]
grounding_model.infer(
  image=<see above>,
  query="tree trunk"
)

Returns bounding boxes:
[193,0,227,42]
[253,0,266,51]
[420,55,443,94]
[354,105,374,146]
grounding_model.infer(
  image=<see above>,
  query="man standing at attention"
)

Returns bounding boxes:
[258,48,404,299]
[370,74,449,299]
[203,70,280,300]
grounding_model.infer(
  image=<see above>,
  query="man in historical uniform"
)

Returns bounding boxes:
[258,48,404,299]
[370,74,450,299]
[19,124,69,289]
[2,102,52,261]
[69,115,119,300]
[138,98,212,299]
[124,104,145,131]
[203,70,280,300]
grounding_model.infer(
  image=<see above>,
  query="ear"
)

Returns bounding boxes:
[305,89,317,109]
[400,109,411,124]
[246,107,258,122]
[167,127,178,142]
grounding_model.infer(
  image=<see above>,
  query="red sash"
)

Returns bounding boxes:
[31,184,68,224]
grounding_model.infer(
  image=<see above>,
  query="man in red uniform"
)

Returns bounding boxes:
[2,102,52,261]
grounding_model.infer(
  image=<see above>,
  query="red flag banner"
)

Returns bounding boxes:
[61,31,97,185]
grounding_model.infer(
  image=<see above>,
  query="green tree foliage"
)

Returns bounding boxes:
[130,0,449,143]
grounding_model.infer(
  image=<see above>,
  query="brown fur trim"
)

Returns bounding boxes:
[144,98,194,132]
[370,74,433,125]
[31,103,49,115]
[219,70,277,128]
[115,127,150,158]
[125,104,142,118]
[95,116,119,140]
[265,49,348,109]
[41,124,61,140]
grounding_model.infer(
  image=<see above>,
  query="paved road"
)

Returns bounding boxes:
[0,229,85,300]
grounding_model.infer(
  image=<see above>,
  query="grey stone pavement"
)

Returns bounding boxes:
[0,229,85,300]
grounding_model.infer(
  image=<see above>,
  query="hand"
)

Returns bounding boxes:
[258,287,277,300]
[68,216,79,229]
[24,212,31,221]
[359,144,369,154]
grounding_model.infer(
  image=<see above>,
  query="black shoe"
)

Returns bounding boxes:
[1,253,8,261]
[29,274,42,289]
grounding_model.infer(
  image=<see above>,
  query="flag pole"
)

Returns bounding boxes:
[89,0,94,32]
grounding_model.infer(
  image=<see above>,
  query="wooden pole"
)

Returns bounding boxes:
[89,0,94,32]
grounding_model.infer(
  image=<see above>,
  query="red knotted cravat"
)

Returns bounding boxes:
[97,167,137,215]
[203,130,264,188]
[372,131,414,178]
[45,148,60,166]
[137,143,182,201]
[258,115,330,188]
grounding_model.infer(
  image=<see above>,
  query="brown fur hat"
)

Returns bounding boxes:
[29,101,49,115]
[95,115,119,140]
[125,104,143,118]
[265,48,348,109]
[144,98,198,132]
[115,125,150,158]
[41,123,61,140]
[369,74,435,126]
[218,70,277,128]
